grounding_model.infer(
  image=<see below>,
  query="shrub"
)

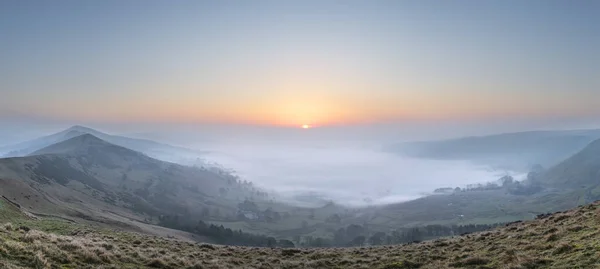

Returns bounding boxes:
[552,243,573,255]
[546,233,560,242]
[450,257,490,267]
[382,260,421,269]
[519,258,553,269]
[2,223,14,231]
[198,244,216,250]
[32,251,50,269]
[281,248,302,256]
[147,258,169,268]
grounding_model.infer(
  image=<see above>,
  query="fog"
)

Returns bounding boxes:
[127,123,533,207]
[192,139,518,207]
[2,118,591,207]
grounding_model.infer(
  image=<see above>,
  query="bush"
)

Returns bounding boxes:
[382,260,421,269]
[198,244,216,250]
[281,248,302,256]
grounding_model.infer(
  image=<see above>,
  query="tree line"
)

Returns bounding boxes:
[296,223,502,247]
[158,214,501,248]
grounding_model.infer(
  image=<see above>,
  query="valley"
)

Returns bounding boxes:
[1,126,600,267]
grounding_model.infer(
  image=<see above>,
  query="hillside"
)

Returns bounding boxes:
[542,138,600,189]
[3,132,600,252]
[0,134,262,238]
[2,191,600,268]
[0,125,203,164]
[390,129,600,171]
[0,133,591,248]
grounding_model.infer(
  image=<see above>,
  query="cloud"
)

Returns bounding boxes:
[196,137,510,207]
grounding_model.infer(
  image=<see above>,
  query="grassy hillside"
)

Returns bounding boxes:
[4,132,600,252]
[543,138,600,188]
[1,133,594,247]
[0,134,270,239]
[2,191,600,268]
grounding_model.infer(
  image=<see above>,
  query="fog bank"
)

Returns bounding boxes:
[192,138,518,207]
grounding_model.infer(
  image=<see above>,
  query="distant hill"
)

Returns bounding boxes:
[542,138,600,188]
[389,129,600,171]
[0,125,204,164]
[0,134,258,230]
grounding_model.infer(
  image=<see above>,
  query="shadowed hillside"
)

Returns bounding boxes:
[543,138,600,188]
[0,134,263,238]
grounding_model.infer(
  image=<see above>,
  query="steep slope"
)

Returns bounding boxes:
[0,134,257,232]
[543,138,600,188]
[0,125,203,164]
[390,129,600,171]
[2,196,600,268]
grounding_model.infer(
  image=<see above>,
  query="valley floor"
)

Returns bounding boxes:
[2,199,600,268]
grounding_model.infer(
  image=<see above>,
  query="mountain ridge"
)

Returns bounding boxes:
[390,128,600,171]
[0,133,260,239]
[542,137,600,188]
[29,133,149,160]
[0,125,204,164]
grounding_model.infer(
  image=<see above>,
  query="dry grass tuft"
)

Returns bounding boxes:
[1,223,14,231]
[33,251,50,269]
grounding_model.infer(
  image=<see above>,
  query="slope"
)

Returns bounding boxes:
[0,125,203,164]
[0,134,259,235]
[2,195,600,268]
[390,129,600,171]
[543,138,600,188]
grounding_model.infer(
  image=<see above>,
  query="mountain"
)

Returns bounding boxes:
[390,129,600,171]
[542,138,600,188]
[2,190,599,268]
[0,134,257,232]
[0,125,204,164]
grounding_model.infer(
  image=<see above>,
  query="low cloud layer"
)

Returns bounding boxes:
[193,138,514,207]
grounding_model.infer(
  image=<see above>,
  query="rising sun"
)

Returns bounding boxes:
[302,124,311,129]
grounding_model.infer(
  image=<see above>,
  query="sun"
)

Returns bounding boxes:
[302,124,311,129]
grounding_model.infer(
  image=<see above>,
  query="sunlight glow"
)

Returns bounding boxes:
[302,124,311,129]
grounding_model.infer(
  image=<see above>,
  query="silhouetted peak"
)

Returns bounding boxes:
[63,130,88,139]
[30,134,114,156]
[69,133,105,143]
[66,125,98,134]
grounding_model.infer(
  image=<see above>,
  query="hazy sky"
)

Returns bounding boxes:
[2,1,599,127]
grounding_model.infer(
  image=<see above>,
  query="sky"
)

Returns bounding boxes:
[1,0,599,127]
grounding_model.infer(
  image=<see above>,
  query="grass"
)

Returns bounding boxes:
[3,197,600,268]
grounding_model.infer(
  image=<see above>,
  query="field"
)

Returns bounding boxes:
[3,194,600,268]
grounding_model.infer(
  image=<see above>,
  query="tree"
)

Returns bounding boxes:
[500,175,515,187]
[237,200,258,212]
[278,239,295,248]
[369,232,386,245]
[350,236,366,246]
[326,214,341,224]
[201,207,210,218]
[292,235,301,245]
[346,224,365,238]
[219,187,228,197]
[273,212,281,222]
[334,228,346,246]
[212,208,221,218]
[266,237,277,247]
